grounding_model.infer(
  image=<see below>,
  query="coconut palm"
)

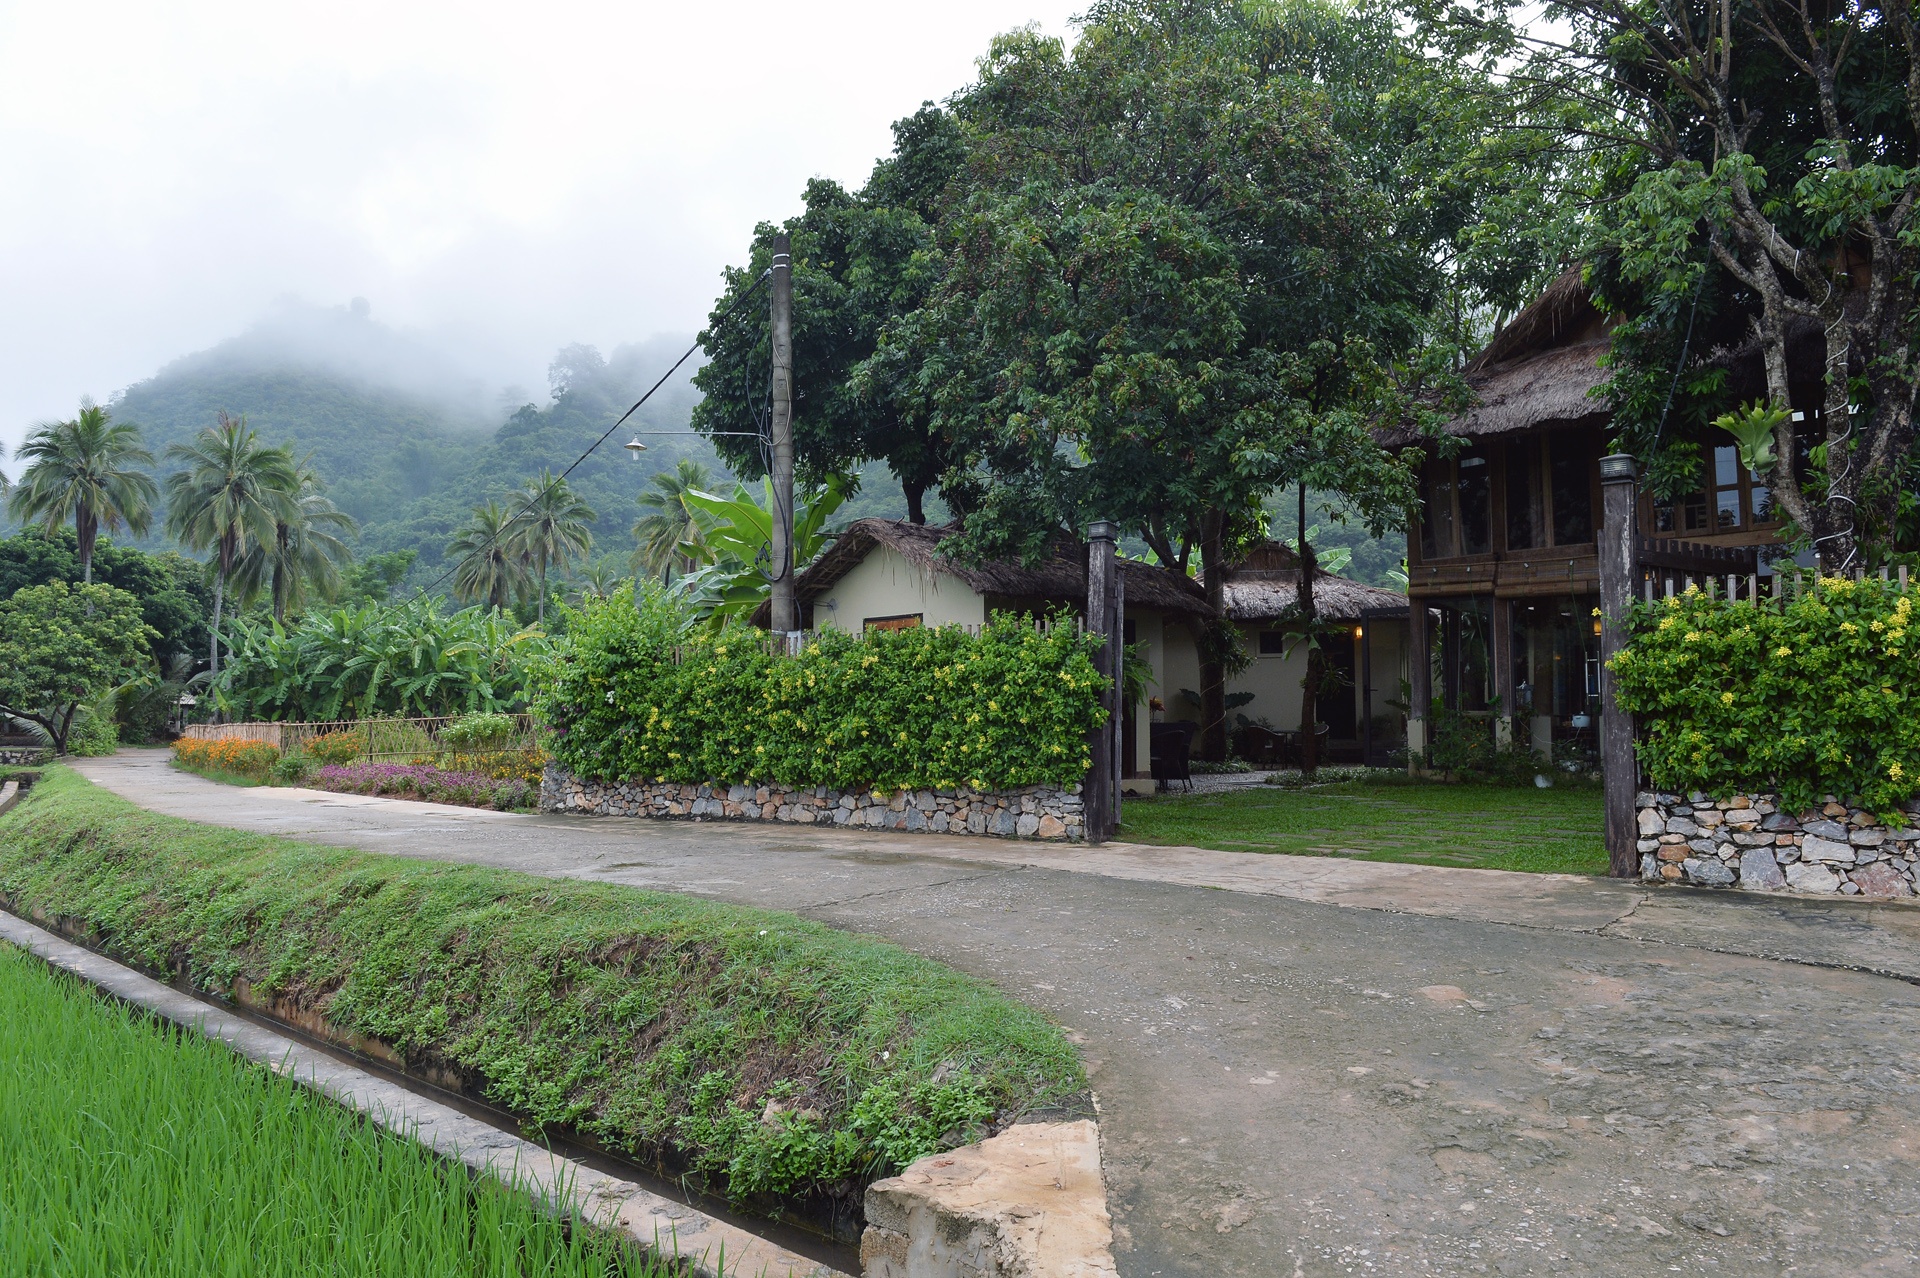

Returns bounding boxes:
[506,471,595,624]
[446,500,531,613]
[231,459,358,623]
[164,412,301,678]
[630,458,714,581]
[567,561,625,605]
[8,401,158,583]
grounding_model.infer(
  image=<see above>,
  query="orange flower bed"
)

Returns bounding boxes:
[173,737,282,778]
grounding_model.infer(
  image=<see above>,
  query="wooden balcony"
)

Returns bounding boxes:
[1407,546,1599,600]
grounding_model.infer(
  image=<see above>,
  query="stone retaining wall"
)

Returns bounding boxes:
[541,766,1086,842]
[1638,791,1920,897]
[0,748,50,766]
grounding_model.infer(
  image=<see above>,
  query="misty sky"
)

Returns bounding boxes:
[0,0,1082,463]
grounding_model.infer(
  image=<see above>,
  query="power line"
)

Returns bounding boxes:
[422,269,772,600]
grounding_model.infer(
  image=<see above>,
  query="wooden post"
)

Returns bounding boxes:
[1491,595,1515,749]
[1085,521,1120,844]
[1406,598,1431,771]
[1360,620,1374,768]
[767,233,797,640]
[1598,454,1640,877]
[1111,569,1125,831]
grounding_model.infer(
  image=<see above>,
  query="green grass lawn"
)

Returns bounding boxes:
[0,944,661,1277]
[1119,779,1607,875]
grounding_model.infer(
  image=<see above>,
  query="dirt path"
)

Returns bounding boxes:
[62,753,1920,1276]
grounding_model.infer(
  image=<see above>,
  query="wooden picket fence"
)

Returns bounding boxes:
[181,714,540,762]
[1640,559,1913,606]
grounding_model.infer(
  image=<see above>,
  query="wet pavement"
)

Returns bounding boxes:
[61,752,1920,1277]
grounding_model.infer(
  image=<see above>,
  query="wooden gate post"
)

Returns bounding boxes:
[1598,454,1640,877]
[1085,521,1120,845]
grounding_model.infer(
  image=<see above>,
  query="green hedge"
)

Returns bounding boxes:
[1610,577,1920,814]
[0,769,1084,1210]
[536,588,1107,791]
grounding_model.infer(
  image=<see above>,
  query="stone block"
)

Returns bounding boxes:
[1016,813,1041,838]
[1683,858,1735,886]
[1693,809,1724,828]
[1666,817,1701,837]
[1761,813,1800,832]
[904,807,927,832]
[1660,863,1683,880]
[1637,808,1666,837]
[1786,861,1841,893]
[1804,819,1850,841]
[1851,828,1886,847]
[1037,815,1066,839]
[1637,838,1661,855]
[1657,845,1688,863]
[1687,838,1718,856]
[1850,863,1912,898]
[1802,835,1856,865]
[990,809,1018,836]
[1640,854,1659,880]
[1739,847,1786,890]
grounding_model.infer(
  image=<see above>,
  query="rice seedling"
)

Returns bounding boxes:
[0,945,672,1277]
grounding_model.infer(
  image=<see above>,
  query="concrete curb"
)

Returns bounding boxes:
[0,909,847,1278]
[862,1119,1119,1278]
[0,780,18,817]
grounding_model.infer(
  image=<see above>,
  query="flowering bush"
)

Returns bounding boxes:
[1611,577,1920,814]
[173,738,282,779]
[312,762,535,811]
[305,729,366,766]
[535,586,1108,791]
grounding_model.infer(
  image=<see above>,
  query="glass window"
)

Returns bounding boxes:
[1549,434,1594,545]
[1458,451,1492,555]
[1653,499,1677,534]
[1716,487,1743,527]
[1506,440,1541,550]
[1258,630,1287,656]
[1683,490,1711,532]
[1420,455,1456,560]
[1713,445,1740,488]
[1750,482,1773,523]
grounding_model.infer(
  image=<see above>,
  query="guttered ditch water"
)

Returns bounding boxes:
[1,901,861,1276]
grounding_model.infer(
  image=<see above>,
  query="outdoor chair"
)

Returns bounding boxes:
[1150,720,1198,792]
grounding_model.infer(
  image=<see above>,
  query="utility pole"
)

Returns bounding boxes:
[768,233,797,641]
[1085,521,1120,844]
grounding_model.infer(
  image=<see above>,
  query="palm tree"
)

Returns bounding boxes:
[8,400,158,583]
[232,459,357,622]
[506,471,595,624]
[447,500,531,613]
[567,561,625,605]
[630,458,714,581]
[164,411,301,678]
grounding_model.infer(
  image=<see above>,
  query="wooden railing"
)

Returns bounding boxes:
[1638,560,1913,604]
[181,714,540,762]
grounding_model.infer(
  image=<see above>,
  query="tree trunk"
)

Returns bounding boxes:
[210,573,224,681]
[537,558,547,625]
[77,505,96,584]
[904,481,927,526]
[1296,485,1321,777]
[1197,512,1229,762]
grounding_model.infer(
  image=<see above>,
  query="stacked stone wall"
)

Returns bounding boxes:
[1638,791,1920,897]
[541,766,1085,842]
[0,748,50,766]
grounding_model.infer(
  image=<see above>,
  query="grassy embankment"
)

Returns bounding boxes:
[0,945,663,1276]
[1122,778,1607,875]
[0,768,1083,1215]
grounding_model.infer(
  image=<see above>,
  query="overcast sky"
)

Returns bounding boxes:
[0,0,1083,463]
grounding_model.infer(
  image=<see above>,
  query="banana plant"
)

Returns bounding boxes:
[673,475,851,621]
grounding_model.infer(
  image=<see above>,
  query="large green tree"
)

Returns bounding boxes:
[447,500,531,613]
[163,412,301,679]
[0,580,157,753]
[692,106,967,523]
[0,530,211,667]
[1478,0,1920,567]
[8,402,158,584]
[872,0,1538,755]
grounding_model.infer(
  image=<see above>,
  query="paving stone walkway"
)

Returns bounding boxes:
[55,752,1920,1277]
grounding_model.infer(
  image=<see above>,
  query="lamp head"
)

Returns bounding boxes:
[624,436,647,458]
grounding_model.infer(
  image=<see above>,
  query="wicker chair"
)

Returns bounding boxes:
[1150,721,1198,792]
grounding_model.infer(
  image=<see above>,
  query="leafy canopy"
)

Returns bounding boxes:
[0,581,158,753]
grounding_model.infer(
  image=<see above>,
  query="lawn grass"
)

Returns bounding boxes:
[0,944,661,1277]
[1120,778,1608,875]
[0,767,1084,1213]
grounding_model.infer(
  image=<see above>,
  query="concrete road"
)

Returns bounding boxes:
[61,753,1920,1276]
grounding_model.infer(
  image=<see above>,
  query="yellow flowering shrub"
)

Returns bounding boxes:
[172,737,282,779]
[536,589,1105,790]
[1610,578,1920,813]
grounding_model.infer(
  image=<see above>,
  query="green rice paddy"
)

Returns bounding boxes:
[0,944,664,1277]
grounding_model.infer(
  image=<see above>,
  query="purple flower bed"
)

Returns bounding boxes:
[313,763,536,812]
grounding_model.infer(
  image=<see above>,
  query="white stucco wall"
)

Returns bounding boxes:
[1157,616,1410,743]
[812,545,987,634]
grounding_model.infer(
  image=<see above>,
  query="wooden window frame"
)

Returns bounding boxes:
[863,613,924,633]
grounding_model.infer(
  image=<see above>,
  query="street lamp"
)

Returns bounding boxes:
[621,430,765,458]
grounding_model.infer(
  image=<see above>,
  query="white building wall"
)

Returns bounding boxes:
[812,545,987,634]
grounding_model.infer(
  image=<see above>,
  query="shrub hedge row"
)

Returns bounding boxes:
[536,588,1108,792]
[1611,577,1920,814]
[0,770,1084,1209]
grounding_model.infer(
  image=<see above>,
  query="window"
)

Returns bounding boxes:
[1258,630,1288,656]
[1458,450,1493,555]
[1419,455,1456,560]
[864,614,922,633]
[1549,433,1595,545]
[1506,439,1542,550]
[1646,444,1782,536]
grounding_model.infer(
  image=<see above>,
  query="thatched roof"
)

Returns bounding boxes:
[1380,268,1612,447]
[763,518,1213,624]
[1203,543,1407,622]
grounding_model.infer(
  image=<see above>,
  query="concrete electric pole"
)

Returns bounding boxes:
[767,234,797,641]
